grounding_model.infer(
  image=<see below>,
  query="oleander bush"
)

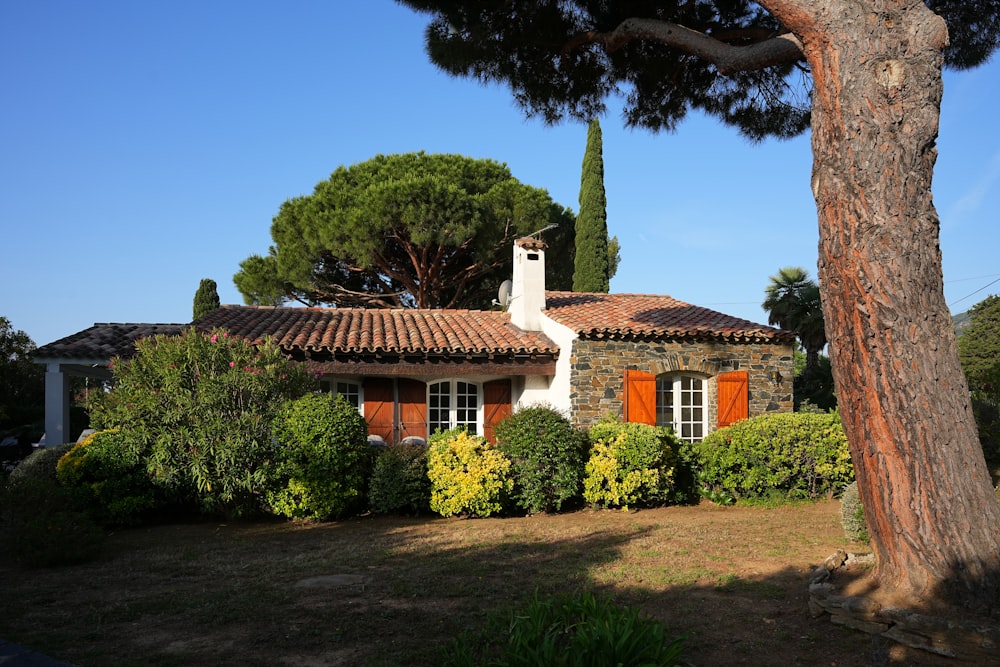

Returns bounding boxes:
[89,328,314,517]
[56,429,162,526]
[369,441,431,515]
[696,412,853,504]
[494,404,588,514]
[583,418,679,510]
[268,393,372,520]
[426,428,512,518]
[442,590,688,667]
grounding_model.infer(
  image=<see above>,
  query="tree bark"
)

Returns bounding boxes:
[777,0,1000,611]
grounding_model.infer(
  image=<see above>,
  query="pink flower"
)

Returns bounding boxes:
[211,334,218,343]
[229,361,235,367]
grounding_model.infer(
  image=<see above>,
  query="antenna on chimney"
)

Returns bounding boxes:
[525,223,558,238]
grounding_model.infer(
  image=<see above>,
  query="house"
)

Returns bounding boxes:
[33,238,794,446]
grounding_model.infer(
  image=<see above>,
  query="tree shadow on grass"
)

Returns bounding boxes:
[0,509,947,667]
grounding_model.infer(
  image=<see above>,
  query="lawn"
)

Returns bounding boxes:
[0,500,946,666]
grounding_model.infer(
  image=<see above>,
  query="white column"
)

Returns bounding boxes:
[44,363,71,447]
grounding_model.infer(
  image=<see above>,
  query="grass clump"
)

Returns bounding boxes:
[443,590,688,666]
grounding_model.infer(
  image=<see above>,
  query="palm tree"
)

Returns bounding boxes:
[762,267,827,372]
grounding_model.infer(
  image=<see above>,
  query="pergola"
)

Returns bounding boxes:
[33,323,186,445]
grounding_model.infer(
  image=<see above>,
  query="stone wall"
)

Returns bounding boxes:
[810,551,1000,661]
[568,337,794,429]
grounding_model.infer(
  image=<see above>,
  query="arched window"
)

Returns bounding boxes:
[428,380,480,435]
[656,374,707,442]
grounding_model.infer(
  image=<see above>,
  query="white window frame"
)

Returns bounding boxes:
[318,377,363,413]
[428,379,482,436]
[656,373,707,443]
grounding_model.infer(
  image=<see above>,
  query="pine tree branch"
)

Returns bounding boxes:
[566,18,805,75]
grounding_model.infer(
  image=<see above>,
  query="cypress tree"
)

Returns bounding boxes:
[192,278,220,320]
[573,119,610,292]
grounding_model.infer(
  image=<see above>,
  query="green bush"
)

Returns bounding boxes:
[89,328,314,517]
[840,481,869,543]
[427,428,512,518]
[0,446,104,567]
[369,442,431,515]
[443,590,688,667]
[56,430,162,526]
[696,412,853,504]
[268,393,372,520]
[494,405,587,514]
[583,419,678,510]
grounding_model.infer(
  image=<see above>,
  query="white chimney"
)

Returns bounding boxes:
[510,237,547,331]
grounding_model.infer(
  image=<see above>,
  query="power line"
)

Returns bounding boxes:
[949,277,1000,309]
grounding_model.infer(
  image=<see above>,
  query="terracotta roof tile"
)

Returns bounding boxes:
[193,305,558,356]
[543,291,793,343]
[33,323,188,361]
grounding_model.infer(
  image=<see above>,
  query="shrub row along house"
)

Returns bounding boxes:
[34,238,795,445]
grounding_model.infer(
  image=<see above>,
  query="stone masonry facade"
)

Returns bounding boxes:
[568,337,795,431]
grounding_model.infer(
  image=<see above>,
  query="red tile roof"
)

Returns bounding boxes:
[33,323,188,361]
[194,305,558,356]
[33,293,789,364]
[544,291,793,343]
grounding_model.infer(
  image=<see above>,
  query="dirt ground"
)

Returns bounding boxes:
[0,500,963,666]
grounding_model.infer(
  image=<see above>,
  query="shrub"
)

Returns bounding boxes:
[442,590,688,667]
[89,328,314,517]
[56,430,162,526]
[268,393,372,520]
[840,481,869,543]
[494,404,587,514]
[426,428,512,518]
[0,446,104,567]
[583,419,678,510]
[696,412,853,504]
[369,442,431,515]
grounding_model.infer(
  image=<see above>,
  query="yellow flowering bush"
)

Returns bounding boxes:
[56,428,162,526]
[583,420,677,510]
[426,429,512,518]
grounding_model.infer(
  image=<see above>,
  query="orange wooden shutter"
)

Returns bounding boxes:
[363,378,395,442]
[623,369,656,425]
[717,370,749,428]
[397,378,427,441]
[483,379,512,443]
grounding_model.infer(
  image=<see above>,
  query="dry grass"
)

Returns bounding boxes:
[0,500,942,666]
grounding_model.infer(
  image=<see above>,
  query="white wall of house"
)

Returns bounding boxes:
[529,315,577,415]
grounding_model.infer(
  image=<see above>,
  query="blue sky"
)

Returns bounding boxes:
[3,1,999,348]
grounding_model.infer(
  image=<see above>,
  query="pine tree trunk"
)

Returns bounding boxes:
[799,2,1000,611]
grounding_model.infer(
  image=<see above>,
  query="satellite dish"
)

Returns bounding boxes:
[497,280,513,309]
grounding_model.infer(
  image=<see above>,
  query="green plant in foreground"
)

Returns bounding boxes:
[443,590,688,666]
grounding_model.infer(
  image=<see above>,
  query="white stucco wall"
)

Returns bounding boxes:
[514,314,577,416]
